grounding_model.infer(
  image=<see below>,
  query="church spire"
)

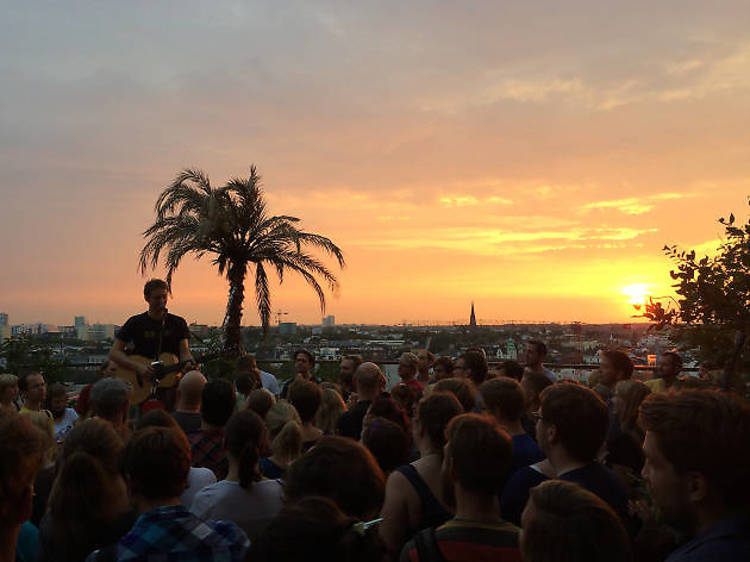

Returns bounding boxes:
[470,301,477,328]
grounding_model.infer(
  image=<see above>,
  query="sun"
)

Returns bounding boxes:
[621,284,649,307]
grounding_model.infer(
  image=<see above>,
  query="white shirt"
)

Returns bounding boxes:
[53,408,78,442]
[260,370,280,395]
[180,467,217,507]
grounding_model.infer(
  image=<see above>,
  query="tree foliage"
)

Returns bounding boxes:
[139,166,345,358]
[637,199,750,387]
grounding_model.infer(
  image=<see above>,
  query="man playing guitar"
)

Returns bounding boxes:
[109,279,195,410]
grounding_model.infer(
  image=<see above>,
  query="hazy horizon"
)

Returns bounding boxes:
[2,2,748,326]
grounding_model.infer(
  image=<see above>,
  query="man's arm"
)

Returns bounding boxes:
[178,338,195,369]
[109,339,154,378]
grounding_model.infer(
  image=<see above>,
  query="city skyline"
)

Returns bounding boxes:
[2,2,748,326]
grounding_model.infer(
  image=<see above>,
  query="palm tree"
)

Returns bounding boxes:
[139,166,345,358]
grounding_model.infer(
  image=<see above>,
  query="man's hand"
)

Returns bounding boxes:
[137,363,156,380]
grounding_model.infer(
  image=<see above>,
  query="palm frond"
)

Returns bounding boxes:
[255,262,272,329]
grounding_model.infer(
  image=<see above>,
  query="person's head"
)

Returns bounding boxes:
[316,388,347,434]
[362,417,410,475]
[143,278,169,312]
[122,426,190,504]
[19,372,46,406]
[0,373,19,405]
[443,414,512,507]
[136,407,179,431]
[48,419,127,550]
[537,382,608,464]
[247,388,275,419]
[454,351,489,386]
[414,392,463,452]
[612,379,650,434]
[397,352,419,382]
[432,357,454,381]
[657,351,682,380]
[25,411,55,461]
[225,410,268,489]
[201,378,236,428]
[0,415,46,527]
[339,355,363,391]
[294,349,315,376]
[265,400,302,462]
[480,377,525,424]
[498,360,524,381]
[414,349,435,374]
[599,350,634,388]
[284,436,385,519]
[176,369,207,410]
[640,390,750,535]
[288,380,322,425]
[521,371,553,412]
[524,340,547,368]
[521,480,631,562]
[390,383,417,418]
[47,383,68,418]
[236,353,259,374]
[90,377,130,425]
[433,377,476,413]
[366,396,410,436]
[249,496,383,562]
[354,362,385,400]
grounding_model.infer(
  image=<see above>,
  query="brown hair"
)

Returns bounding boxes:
[225,410,268,489]
[459,350,489,386]
[445,414,512,496]
[613,379,650,440]
[416,392,463,450]
[0,414,45,525]
[480,377,525,422]
[362,417,410,475]
[47,419,125,555]
[315,388,347,434]
[433,377,476,413]
[602,350,634,380]
[288,380,322,424]
[265,400,302,462]
[143,278,168,298]
[247,389,275,420]
[122,427,190,499]
[523,480,631,562]
[284,436,385,519]
[522,371,553,411]
[540,382,608,463]
[640,389,750,508]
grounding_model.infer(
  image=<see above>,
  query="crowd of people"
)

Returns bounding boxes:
[1,282,748,561]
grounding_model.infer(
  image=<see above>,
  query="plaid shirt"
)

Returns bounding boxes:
[188,428,228,480]
[117,505,248,561]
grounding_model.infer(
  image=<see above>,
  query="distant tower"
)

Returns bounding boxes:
[469,302,477,328]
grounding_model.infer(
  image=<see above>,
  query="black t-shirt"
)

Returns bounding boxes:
[116,312,190,359]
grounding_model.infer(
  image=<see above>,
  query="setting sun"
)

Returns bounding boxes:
[621,284,649,307]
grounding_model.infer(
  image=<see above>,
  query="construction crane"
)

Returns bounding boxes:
[274,310,289,325]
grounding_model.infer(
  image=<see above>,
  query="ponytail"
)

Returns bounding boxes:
[225,410,268,489]
[238,442,261,489]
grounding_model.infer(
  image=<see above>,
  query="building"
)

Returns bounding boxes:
[322,315,335,328]
[469,302,477,328]
[0,313,9,342]
[87,324,116,342]
[74,316,86,328]
[280,322,297,336]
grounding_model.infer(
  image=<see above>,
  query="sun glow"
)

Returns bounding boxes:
[621,284,649,307]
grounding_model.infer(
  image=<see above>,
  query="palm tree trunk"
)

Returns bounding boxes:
[222,262,247,359]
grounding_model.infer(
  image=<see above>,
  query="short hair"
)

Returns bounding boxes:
[236,353,259,372]
[288,380,322,424]
[265,400,302,461]
[416,392,463,450]
[248,496,383,562]
[343,355,363,369]
[201,379,236,427]
[143,278,168,298]
[480,377,525,422]
[225,410,268,488]
[48,383,67,400]
[433,377,476,413]
[499,360,523,381]
[18,372,43,392]
[414,349,435,365]
[294,349,316,368]
[601,350,634,380]
[528,340,548,357]
[235,374,257,396]
[661,351,683,372]
[523,480,631,562]
[368,397,410,435]
[445,414,512,496]
[122,426,190,499]
[247,389,275,420]
[390,383,417,418]
[459,350,488,385]
[362,417,410,475]
[398,352,419,370]
[136,408,179,431]
[355,362,384,392]
[433,357,454,377]
[284,436,385,519]
[540,382,608,463]
[523,371,553,407]
[0,373,18,394]
[640,390,750,509]
[90,378,130,420]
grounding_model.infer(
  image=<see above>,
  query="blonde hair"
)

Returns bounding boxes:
[264,400,302,462]
[0,373,18,396]
[22,410,56,462]
[315,388,347,434]
[614,379,651,438]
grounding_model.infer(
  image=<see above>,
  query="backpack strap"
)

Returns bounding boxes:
[413,527,445,562]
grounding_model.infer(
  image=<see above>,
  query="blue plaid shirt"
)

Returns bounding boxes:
[116,505,249,561]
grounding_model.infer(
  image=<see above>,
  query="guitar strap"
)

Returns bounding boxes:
[150,314,167,398]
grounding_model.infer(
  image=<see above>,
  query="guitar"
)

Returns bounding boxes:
[114,353,190,405]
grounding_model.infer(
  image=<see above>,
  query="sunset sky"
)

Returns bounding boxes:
[1,2,748,327]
